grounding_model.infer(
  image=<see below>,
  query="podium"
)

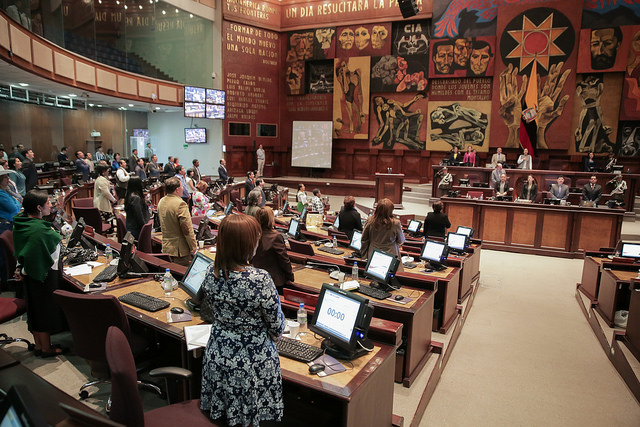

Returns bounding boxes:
[375,173,404,209]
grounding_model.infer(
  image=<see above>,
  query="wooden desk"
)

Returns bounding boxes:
[624,278,640,361]
[579,254,608,301]
[597,264,638,327]
[375,172,404,209]
[442,197,624,258]
[289,266,435,387]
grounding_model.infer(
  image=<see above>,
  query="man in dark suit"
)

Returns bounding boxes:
[550,176,569,200]
[74,150,90,182]
[244,171,255,202]
[129,149,139,170]
[582,175,602,204]
[493,173,510,197]
[22,149,38,191]
[163,156,176,175]
[218,159,228,184]
[58,146,69,162]
[337,196,363,240]
[192,159,201,183]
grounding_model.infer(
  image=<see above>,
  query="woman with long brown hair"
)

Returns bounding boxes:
[361,198,405,270]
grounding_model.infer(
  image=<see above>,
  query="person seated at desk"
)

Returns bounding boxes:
[582,175,602,204]
[490,163,505,186]
[362,198,405,270]
[517,148,532,170]
[309,188,325,212]
[490,147,506,167]
[550,176,569,200]
[584,151,597,172]
[93,164,116,217]
[200,214,285,426]
[124,177,149,241]
[494,173,510,197]
[14,190,67,358]
[252,207,294,295]
[192,180,212,216]
[245,188,262,217]
[424,200,451,238]
[157,177,197,266]
[463,145,476,166]
[448,146,462,164]
[338,195,363,240]
[520,174,538,201]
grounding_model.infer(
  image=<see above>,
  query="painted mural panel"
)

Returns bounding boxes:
[369,92,427,150]
[370,55,428,93]
[333,57,370,139]
[577,27,632,73]
[432,0,498,38]
[335,23,392,58]
[428,36,496,78]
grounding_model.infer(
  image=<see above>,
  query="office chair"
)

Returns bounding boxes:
[288,239,315,256]
[73,197,94,208]
[137,221,172,262]
[53,290,162,402]
[0,297,34,350]
[73,207,113,235]
[106,327,218,427]
[116,214,127,243]
[0,230,20,295]
[327,228,348,240]
[230,190,243,213]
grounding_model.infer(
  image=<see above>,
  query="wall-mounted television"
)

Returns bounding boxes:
[185,102,205,118]
[206,104,225,119]
[185,128,207,144]
[184,86,225,120]
[206,89,225,105]
[185,86,206,102]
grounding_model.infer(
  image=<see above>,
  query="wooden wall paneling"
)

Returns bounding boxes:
[31,107,59,161]
[8,102,30,149]
[540,211,570,250]
[352,152,372,178]
[577,213,615,252]
[481,206,507,243]
[511,209,537,246]
[402,152,424,182]
[376,153,394,177]
[446,203,475,233]
[332,150,348,179]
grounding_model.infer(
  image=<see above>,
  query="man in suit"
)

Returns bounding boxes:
[192,159,201,183]
[493,173,510,197]
[22,149,38,191]
[163,156,176,175]
[550,176,569,200]
[245,171,255,202]
[134,158,147,180]
[129,149,139,170]
[157,177,197,266]
[582,175,602,204]
[58,146,69,162]
[490,163,505,186]
[218,159,228,184]
[75,150,90,182]
[148,154,160,177]
[490,148,506,167]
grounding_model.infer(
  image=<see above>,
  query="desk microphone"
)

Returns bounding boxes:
[305,260,343,273]
[313,239,332,246]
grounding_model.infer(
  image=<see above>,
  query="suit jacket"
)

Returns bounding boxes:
[520,182,538,201]
[338,207,363,240]
[252,229,294,288]
[218,165,228,184]
[449,152,462,163]
[490,153,506,167]
[75,158,90,182]
[490,168,504,185]
[550,183,569,200]
[22,160,38,191]
[93,175,114,213]
[192,166,201,183]
[244,178,255,202]
[148,162,160,177]
[424,212,451,238]
[135,164,147,180]
[361,219,405,262]
[582,183,602,203]
[163,162,175,175]
[157,193,197,258]
[493,180,510,196]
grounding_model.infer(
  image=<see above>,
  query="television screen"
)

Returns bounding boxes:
[185,128,207,144]
[206,104,225,119]
[184,102,205,118]
[621,242,640,259]
[291,121,333,168]
[184,86,206,102]
[206,89,225,105]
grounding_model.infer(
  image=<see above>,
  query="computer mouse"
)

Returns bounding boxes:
[308,363,325,374]
[170,307,184,314]
[394,295,404,301]
[314,241,322,246]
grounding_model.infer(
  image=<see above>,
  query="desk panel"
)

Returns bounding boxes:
[511,210,537,246]
[540,211,569,250]
[482,206,507,243]
[577,214,616,252]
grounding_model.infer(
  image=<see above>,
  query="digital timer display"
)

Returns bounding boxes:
[313,288,360,343]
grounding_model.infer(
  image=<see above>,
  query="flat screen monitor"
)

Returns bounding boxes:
[456,226,474,238]
[407,220,421,233]
[0,385,48,427]
[184,102,205,118]
[184,86,206,102]
[300,206,308,222]
[291,121,333,168]
[287,218,300,238]
[206,89,225,105]
[447,232,468,253]
[282,200,289,212]
[309,283,374,360]
[333,216,340,229]
[621,242,640,259]
[181,252,214,298]
[206,104,225,119]
[67,218,86,249]
[196,217,215,242]
[363,249,400,288]
[420,240,448,270]
[185,128,207,144]
[224,201,234,216]
[349,230,362,251]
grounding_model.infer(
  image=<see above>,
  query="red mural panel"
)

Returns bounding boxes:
[576,27,632,74]
[223,20,280,145]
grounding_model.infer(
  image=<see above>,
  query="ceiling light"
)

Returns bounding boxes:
[162,10,166,14]
[67,94,77,97]
[175,8,179,13]
[155,107,160,110]
[139,5,142,9]
[89,103,94,107]
[18,83,29,87]
[189,14,193,18]
[128,104,134,107]
[97,105,103,107]
[124,4,127,9]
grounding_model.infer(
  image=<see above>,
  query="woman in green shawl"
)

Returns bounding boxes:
[13,190,67,357]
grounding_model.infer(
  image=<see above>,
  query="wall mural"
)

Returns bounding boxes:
[428,36,496,78]
[577,27,632,73]
[582,1,640,28]
[335,24,392,58]
[617,121,640,157]
[306,60,334,94]
[370,54,428,93]
[333,56,370,139]
[285,61,305,96]
[428,101,491,152]
[313,27,336,60]
[622,25,640,122]
[369,92,427,150]
[431,0,498,38]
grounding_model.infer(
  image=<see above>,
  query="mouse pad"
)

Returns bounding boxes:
[308,354,346,377]
[386,296,412,304]
[167,310,193,323]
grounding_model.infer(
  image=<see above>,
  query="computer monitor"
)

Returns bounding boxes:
[333,216,340,229]
[117,232,149,277]
[447,232,468,255]
[620,242,640,260]
[0,385,48,427]
[287,218,300,239]
[180,251,214,298]
[309,283,374,360]
[407,219,422,234]
[349,230,362,251]
[67,218,95,250]
[455,226,474,239]
[363,249,401,290]
[282,200,289,212]
[300,206,308,222]
[419,240,449,271]
[544,198,561,205]
[196,217,216,244]
[224,201,234,216]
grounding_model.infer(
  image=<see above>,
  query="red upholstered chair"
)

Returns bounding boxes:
[288,239,315,256]
[106,327,218,427]
[116,214,127,243]
[0,297,34,350]
[0,230,19,293]
[73,207,112,235]
[73,197,94,208]
[137,221,172,262]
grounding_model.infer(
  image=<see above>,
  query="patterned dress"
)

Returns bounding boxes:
[191,191,211,216]
[200,266,285,426]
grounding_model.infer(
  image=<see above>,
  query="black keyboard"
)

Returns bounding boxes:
[118,291,170,312]
[93,264,119,282]
[276,336,324,363]
[318,246,344,255]
[355,284,392,300]
[403,262,417,269]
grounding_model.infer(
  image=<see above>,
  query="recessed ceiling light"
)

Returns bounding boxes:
[18,83,29,87]
[89,103,94,107]
[128,104,134,107]
[189,14,193,18]
[155,107,161,110]
[139,5,142,9]
[97,105,103,107]
[68,94,77,97]
[175,8,179,13]
[124,4,127,9]
[162,10,166,14]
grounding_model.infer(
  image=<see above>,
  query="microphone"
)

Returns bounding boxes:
[312,238,333,246]
[305,260,344,272]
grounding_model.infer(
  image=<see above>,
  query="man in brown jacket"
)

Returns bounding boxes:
[157,177,197,266]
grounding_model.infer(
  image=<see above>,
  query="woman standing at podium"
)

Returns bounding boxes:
[361,198,405,271]
[200,214,285,426]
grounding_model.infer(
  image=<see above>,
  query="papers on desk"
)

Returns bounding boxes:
[64,264,93,276]
[184,324,212,351]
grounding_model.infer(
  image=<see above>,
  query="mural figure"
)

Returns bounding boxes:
[393,21,430,56]
[574,74,614,153]
[432,40,455,74]
[338,28,355,50]
[372,93,426,150]
[590,28,622,70]
[286,31,314,62]
[469,40,493,76]
[315,28,335,50]
[433,0,498,38]
[618,123,640,157]
[430,103,488,150]
[355,27,370,50]
[372,25,389,49]
[452,36,472,71]
[335,59,363,133]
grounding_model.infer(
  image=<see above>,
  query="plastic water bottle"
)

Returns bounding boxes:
[162,268,173,297]
[352,261,358,282]
[297,303,307,332]
[104,244,112,264]
[333,235,338,249]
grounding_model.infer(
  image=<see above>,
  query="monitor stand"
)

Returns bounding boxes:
[293,233,307,242]
[422,261,447,273]
[321,338,371,361]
